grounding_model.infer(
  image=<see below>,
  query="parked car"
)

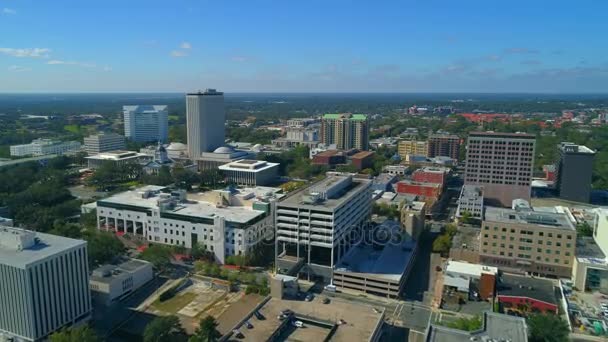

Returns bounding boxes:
[322,297,330,304]
[305,294,314,302]
[254,311,265,320]
[292,320,304,328]
[245,321,253,329]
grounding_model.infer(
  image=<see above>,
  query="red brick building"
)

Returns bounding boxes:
[312,150,346,166]
[411,167,449,187]
[396,181,442,199]
[349,151,374,171]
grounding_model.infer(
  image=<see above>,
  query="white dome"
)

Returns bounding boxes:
[167,142,187,151]
[213,146,236,154]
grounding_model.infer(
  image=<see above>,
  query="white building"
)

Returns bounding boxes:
[123,105,169,143]
[83,132,126,154]
[90,258,153,305]
[85,150,150,169]
[456,185,484,220]
[95,185,282,263]
[186,89,226,159]
[10,139,82,157]
[272,127,319,148]
[443,260,497,294]
[0,227,91,342]
[198,146,255,171]
[383,165,408,176]
[219,159,279,186]
[275,175,372,282]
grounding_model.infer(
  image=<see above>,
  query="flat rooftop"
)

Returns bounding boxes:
[218,159,279,172]
[575,237,607,265]
[98,185,266,224]
[0,226,86,269]
[86,150,146,160]
[460,185,483,199]
[335,221,416,281]
[91,258,150,284]
[469,131,535,139]
[484,206,575,231]
[238,297,383,342]
[426,311,528,342]
[446,260,497,277]
[497,274,557,306]
[278,176,370,211]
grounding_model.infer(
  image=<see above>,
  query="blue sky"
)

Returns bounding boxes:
[1,0,607,92]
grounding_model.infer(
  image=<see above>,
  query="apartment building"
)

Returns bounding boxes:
[427,134,460,160]
[0,227,91,342]
[464,132,535,207]
[275,175,372,283]
[480,205,576,278]
[397,140,428,159]
[320,113,369,150]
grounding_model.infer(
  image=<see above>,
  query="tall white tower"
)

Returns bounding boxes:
[186,89,226,159]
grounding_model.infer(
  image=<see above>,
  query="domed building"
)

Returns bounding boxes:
[198,145,255,171]
[142,141,197,175]
[166,142,188,159]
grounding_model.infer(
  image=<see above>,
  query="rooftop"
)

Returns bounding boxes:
[279,176,370,211]
[90,258,151,284]
[559,142,595,155]
[0,226,86,269]
[403,201,425,212]
[426,311,528,342]
[86,150,146,161]
[187,88,223,96]
[335,221,416,281]
[445,260,498,277]
[460,185,483,199]
[483,206,576,231]
[323,113,368,121]
[123,105,168,112]
[350,151,374,159]
[497,274,557,306]
[469,131,535,139]
[218,159,279,172]
[575,237,607,265]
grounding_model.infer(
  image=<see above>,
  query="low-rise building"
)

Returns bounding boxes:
[401,201,426,240]
[83,132,126,154]
[424,311,528,342]
[496,274,558,315]
[442,261,497,304]
[382,165,408,176]
[90,258,153,305]
[10,138,81,157]
[219,159,279,186]
[371,173,397,192]
[312,150,346,166]
[411,167,450,187]
[456,185,484,220]
[86,150,150,169]
[349,150,374,170]
[572,237,608,294]
[272,126,319,148]
[198,146,255,171]
[398,140,428,159]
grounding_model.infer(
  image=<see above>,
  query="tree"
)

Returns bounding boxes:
[432,234,452,255]
[446,315,482,331]
[50,326,99,342]
[143,315,187,342]
[576,222,593,237]
[190,316,221,342]
[528,314,569,342]
[83,229,125,267]
[140,244,173,270]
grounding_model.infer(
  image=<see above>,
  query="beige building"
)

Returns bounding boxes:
[398,140,428,159]
[464,132,535,207]
[480,206,576,278]
[401,201,426,240]
[320,113,369,150]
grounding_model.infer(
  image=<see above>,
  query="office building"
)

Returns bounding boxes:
[123,105,169,143]
[272,127,319,148]
[320,113,369,150]
[90,258,153,305]
[401,201,426,240]
[397,140,428,160]
[480,204,576,278]
[0,227,91,342]
[85,150,150,169]
[96,185,281,263]
[10,139,81,157]
[83,132,126,154]
[555,142,595,203]
[198,146,255,171]
[427,134,460,160]
[186,89,226,159]
[275,175,372,282]
[464,132,536,207]
[456,185,484,220]
[218,159,279,186]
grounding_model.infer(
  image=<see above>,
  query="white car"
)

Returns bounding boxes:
[292,320,304,328]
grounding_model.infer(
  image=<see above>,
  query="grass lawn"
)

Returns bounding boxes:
[169,115,180,121]
[151,291,197,314]
[64,124,81,134]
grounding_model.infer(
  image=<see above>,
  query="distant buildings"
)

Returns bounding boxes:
[90,258,153,305]
[198,146,254,171]
[397,140,428,159]
[555,142,595,203]
[186,89,226,159]
[218,159,279,186]
[0,226,91,342]
[85,150,150,169]
[320,113,369,150]
[272,118,320,148]
[275,175,372,283]
[427,134,460,160]
[83,132,126,154]
[464,132,535,207]
[10,138,81,157]
[123,105,169,143]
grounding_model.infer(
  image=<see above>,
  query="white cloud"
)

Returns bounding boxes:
[170,50,188,57]
[0,48,50,58]
[47,60,96,68]
[180,42,192,49]
[8,65,30,72]
[2,8,16,15]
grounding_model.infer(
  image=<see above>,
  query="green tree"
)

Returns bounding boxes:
[446,315,482,331]
[189,315,221,342]
[50,326,99,342]
[576,222,594,237]
[143,315,187,342]
[139,244,173,270]
[83,229,125,267]
[527,314,569,342]
[432,234,452,255]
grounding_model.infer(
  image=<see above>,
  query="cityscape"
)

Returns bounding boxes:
[2,1,608,342]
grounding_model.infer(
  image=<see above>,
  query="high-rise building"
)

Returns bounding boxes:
[397,140,428,159]
[464,132,535,207]
[275,175,372,282]
[83,132,126,154]
[427,134,460,160]
[0,226,91,342]
[186,89,226,159]
[555,142,595,203]
[123,105,168,143]
[320,113,369,150]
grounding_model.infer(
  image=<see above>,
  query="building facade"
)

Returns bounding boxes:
[555,142,595,203]
[275,176,372,283]
[85,150,150,169]
[90,258,153,305]
[83,132,126,154]
[10,139,81,157]
[320,113,369,150]
[427,134,460,160]
[456,185,484,220]
[186,89,226,159]
[123,105,169,143]
[464,132,535,207]
[480,206,576,278]
[218,159,279,186]
[401,201,426,240]
[397,140,428,160]
[0,227,91,342]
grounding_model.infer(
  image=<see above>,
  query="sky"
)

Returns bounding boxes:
[1,0,608,93]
